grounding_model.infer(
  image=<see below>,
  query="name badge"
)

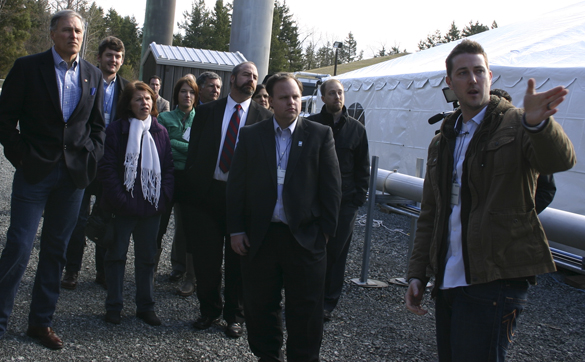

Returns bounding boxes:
[183,127,191,141]
[277,167,286,185]
[451,182,460,206]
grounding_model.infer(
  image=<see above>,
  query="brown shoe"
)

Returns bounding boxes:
[26,326,64,350]
[61,271,78,290]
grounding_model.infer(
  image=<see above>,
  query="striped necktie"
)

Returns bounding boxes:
[219,104,242,173]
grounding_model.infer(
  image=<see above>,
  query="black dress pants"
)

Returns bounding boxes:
[241,222,327,362]
[184,179,244,324]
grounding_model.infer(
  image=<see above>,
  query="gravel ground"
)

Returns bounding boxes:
[0,152,584,361]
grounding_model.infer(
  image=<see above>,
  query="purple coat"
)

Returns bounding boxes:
[98,117,174,217]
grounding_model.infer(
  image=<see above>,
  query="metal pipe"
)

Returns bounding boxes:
[375,167,585,272]
[538,208,585,251]
[376,168,424,202]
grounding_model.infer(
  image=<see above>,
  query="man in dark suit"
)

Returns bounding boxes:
[61,36,129,290]
[227,73,342,361]
[0,10,105,349]
[183,61,272,338]
[308,79,370,321]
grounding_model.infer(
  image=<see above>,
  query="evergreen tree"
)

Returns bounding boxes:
[341,32,358,63]
[268,1,286,73]
[80,3,106,61]
[303,41,316,70]
[377,46,387,58]
[443,21,460,43]
[417,19,494,51]
[104,9,141,79]
[268,0,302,72]
[418,29,443,50]
[172,32,184,46]
[179,0,211,49]
[462,20,490,37]
[23,0,52,56]
[315,42,334,68]
[207,0,231,51]
[390,45,405,55]
[0,0,32,77]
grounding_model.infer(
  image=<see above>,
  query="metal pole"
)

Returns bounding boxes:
[334,48,339,76]
[351,156,388,288]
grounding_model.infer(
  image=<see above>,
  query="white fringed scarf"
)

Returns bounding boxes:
[124,116,161,209]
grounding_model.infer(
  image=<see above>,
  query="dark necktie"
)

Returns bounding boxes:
[219,104,242,173]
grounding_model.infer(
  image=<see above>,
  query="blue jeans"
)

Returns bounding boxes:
[0,162,84,336]
[104,214,160,313]
[435,279,529,362]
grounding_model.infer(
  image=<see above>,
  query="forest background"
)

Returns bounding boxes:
[0,0,497,80]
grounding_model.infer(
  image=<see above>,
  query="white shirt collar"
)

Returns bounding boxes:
[273,116,298,134]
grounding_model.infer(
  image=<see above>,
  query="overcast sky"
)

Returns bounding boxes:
[97,0,582,57]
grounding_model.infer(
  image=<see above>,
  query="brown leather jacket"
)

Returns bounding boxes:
[407,96,576,294]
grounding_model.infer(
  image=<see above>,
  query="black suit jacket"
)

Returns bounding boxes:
[184,97,273,202]
[0,49,105,189]
[111,75,129,121]
[227,117,342,259]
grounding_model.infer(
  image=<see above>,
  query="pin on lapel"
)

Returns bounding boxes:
[84,79,88,82]
[298,141,303,147]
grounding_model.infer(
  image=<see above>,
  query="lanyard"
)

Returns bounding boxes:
[276,129,292,169]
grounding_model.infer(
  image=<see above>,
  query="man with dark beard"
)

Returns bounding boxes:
[183,62,272,338]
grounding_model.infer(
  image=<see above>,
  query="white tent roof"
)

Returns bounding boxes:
[337,2,585,80]
[330,1,585,215]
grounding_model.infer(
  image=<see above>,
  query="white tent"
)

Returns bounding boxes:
[328,2,585,215]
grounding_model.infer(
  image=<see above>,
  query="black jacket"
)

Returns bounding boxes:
[0,49,105,188]
[308,105,370,206]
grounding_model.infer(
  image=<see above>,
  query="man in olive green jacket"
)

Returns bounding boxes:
[405,39,576,362]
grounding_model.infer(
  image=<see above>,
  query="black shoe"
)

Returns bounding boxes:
[105,311,121,325]
[323,309,332,322]
[225,322,243,338]
[61,271,78,290]
[176,280,195,297]
[137,311,161,326]
[168,270,184,282]
[193,316,218,330]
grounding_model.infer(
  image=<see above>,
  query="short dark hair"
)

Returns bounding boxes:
[230,61,256,86]
[445,39,489,78]
[148,75,161,84]
[252,83,266,99]
[265,73,303,97]
[320,79,343,96]
[98,36,125,58]
[117,81,159,119]
[50,10,84,32]
[173,76,199,106]
[196,71,221,89]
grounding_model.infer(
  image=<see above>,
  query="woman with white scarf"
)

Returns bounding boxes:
[98,81,174,326]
